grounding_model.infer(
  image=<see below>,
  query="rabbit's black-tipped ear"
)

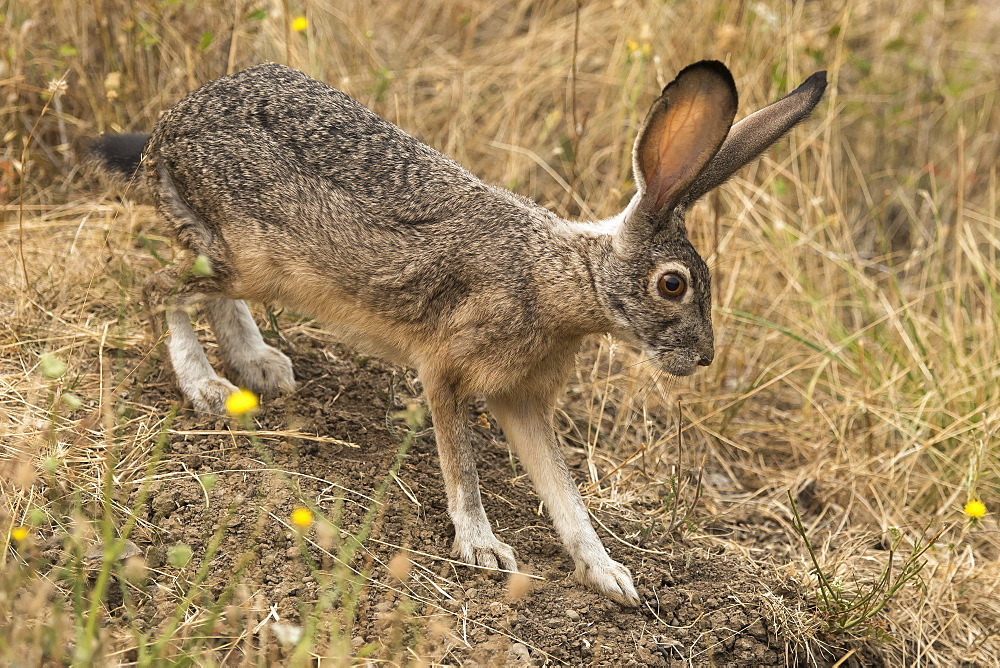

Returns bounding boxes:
[683,70,827,204]
[632,61,738,223]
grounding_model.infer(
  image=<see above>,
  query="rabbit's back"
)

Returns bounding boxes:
[147,63,508,234]
[144,64,565,348]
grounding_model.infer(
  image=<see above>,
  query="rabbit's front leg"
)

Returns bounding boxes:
[424,376,518,572]
[487,393,640,607]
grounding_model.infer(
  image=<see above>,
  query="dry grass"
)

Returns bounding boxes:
[3,0,999,665]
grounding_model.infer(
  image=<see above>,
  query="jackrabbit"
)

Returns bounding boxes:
[87,60,826,606]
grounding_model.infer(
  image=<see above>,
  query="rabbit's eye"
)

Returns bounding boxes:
[657,272,687,298]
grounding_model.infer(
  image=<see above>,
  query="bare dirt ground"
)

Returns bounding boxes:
[60,328,864,666]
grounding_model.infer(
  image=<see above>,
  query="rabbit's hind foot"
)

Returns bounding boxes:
[225,346,295,397]
[187,376,241,415]
[206,298,296,397]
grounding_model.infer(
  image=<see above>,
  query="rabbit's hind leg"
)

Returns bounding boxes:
[144,266,237,415]
[166,306,239,414]
[205,298,295,397]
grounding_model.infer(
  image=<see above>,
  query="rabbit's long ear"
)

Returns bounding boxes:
[682,70,827,204]
[629,60,738,230]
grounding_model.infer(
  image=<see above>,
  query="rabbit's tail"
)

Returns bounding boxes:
[82,133,152,202]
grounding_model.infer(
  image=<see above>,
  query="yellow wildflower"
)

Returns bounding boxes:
[625,39,651,60]
[225,389,259,416]
[291,16,308,32]
[964,500,987,519]
[291,506,314,528]
[11,526,28,541]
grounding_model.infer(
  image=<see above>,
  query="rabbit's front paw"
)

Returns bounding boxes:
[452,535,518,572]
[186,376,240,415]
[576,558,640,607]
[226,346,295,396]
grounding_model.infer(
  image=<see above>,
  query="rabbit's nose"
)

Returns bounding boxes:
[697,346,715,366]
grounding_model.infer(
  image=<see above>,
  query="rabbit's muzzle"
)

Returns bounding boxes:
[653,349,712,377]
[650,330,714,376]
